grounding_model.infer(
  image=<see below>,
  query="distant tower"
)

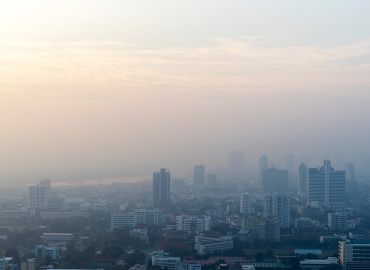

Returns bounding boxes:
[285,154,295,175]
[229,151,244,179]
[40,179,51,201]
[298,163,307,196]
[194,165,205,186]
[153,168,171,207]
[345,162,356,182]
[206,173,217,189]
[28,184,48,209]
[307,160,345,212]
[259,155,268,182]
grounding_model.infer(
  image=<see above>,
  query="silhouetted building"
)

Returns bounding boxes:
[307,160,345,212]
[262,168,288,193]
[229,151,244,179]
[285,153,295,175]
[263,192,290,228]
[206,173,217,189]
[194,165,205,186]
[28,184,48,209]
[259,155,268,182]
[345,162,356,182]
[298,163,307,197]
[153,168,171,207]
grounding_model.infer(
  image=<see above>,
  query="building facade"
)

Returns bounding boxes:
[176,215,191,231]
[345,162,356,182]
[240,193,252,215]
[298,163,307,197]
[135,208,165,226]
[153,168,171,207]
[111,212,135,231]
[194,165,205,186]
[28,184,48,209]
[328,212,347,231]
[206,173,217,189]
[197,215,211,232]
[263,192,290,228]
[339,240,370,270]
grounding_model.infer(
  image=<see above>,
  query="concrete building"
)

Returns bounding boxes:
[307,160,345,213]
[153,168,171,207]
[42,233,73,242]
[262,168,288,193]
[240,193,252,215]
[28,184,48,209]
[229,151,244,179]
[339,240,370,270]
[298,163,307,198]
[130,228,149,244]
[39,179,51,201]
[263,192,290,228]
[39,211,89,219]
[111,212,135,231]
[345,162,356,182]
[194,236,233,255]
[194,165,205,186]
[176,215,191,231]
[135,208,165,226]
[300,257,338,269]
[259,155,268,183]
[197,215,211,232]
[328,212,347,231]
[295,217,312,229]
[206,173,217,189]
[259,217,280,242]
[156,257,181,270]
[21,258,41,270]
[34,245,58,260]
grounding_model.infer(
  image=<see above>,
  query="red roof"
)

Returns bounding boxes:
[156,242,191,250]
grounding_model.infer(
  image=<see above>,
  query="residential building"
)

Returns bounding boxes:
[205,209,229,218]
[176,215,191,231]
[197,215,211,232]
[28,184,48,209]
[295,217,312,229]
[34,245,58,260]
[39,179,51,201]
[206,173,217,189]
[263,192,290,228]
[111,212,135,231]
[328,212,347,231]
[259,216,280,241]
[259,155,268,183]
[194,165,205,186]
[156,257,182,270]
[298,163,307,197]
[130,228,149,244]
[339,240,370,270]
[194,236,233,255]
[345,162,356,182]
[135,208,165,226]
[21,258,41,270]
[153,168,171,207]
[229,151,244,179]
[262,168,288,193]
[240,193,252,215]
[307,160,345,213]
[242,216,266,240]
[300,257,338,269]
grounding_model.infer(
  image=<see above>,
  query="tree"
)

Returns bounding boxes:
[44,255,53,265]
[102,246,125,258]
[254,252,264,262]
[126,250,146,266]
[5,247,19,262]
[264,250,273,257]
[307,253,318,259]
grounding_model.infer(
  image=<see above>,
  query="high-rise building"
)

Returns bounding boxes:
[229,151,244,179]
[240,193,252,215]
[153,168,171,207]
[40,179,51,201]
[298,163,307,197]
[307,160,345,213]
[259,155,268,182]
[111,212,135,231]
[197,215,211,232]
[262,168,288,193]
[194,165,205,186]
[263,192,290,228]
[28,184,48,209]
[206,173,217,189]
[345,162,356,182]
[134,208,165,226]
[176,215,191,231]
[242,216,280,241]
[339,240,370,270]
[285,153,295,175]
[328,212,347,231]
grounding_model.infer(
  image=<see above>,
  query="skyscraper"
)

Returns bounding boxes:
[298,163,307,196]
[153,168,171,207]
[345,162,356,182]
[206,173,217,189]
[240,193,252,215]
[194,165,205,186]
[40,179,51,201]
[263,192,290,228]
[229,151,244,179]
[285,153,294,175]
[262,168,288,193]
[307,160,345,212]
[28,184,48,209]
[259,155,268,182]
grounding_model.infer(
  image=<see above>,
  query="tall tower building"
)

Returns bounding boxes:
[229,151,244,179]
[262,168,288,193]
[345,162,356,182]
[240,193,252,215]
[259,155,268,182]
[307,160,345,212]
[298,163,307,196]
[263,192,290,228]
[285,153,295,175]
[40,179,51,201]
[194,165,205,186]
[28,184,48,209]
[206,173,217,189]
[153,168,171,207]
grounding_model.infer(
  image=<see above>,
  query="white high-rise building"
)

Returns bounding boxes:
[263,192,290,228]
[111,212,135,231]
[345,162,356,182]
[40,179,51,201]
[240,193,252,215]
[259,155,268,182]
[197,215,211,232]
[307,160,345,213]
[28,184,48,209]
[135,208,165,226]
[206,173,217,189]
[176,215,191,231]
[328,212,347,231]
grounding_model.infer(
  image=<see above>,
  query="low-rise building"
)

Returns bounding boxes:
[295,217,312,229]
[111,212,135,230]
[35,245,58,260]
[300,257,338,269]
[130,228,149,244]
[339,240,370,270]
[21,258,42,270]
[194,236,233,255]
[39,211,89,219]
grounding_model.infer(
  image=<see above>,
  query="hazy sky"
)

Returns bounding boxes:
[1,1,370,183]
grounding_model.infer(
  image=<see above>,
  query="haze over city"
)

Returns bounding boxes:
[1,1,370,184]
